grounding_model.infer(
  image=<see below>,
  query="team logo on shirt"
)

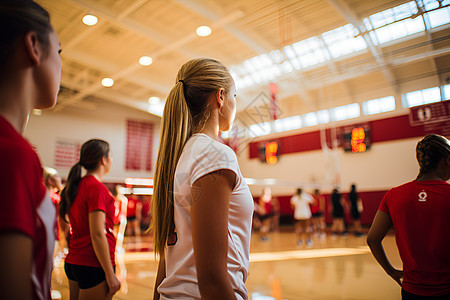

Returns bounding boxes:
[418,190,427,202]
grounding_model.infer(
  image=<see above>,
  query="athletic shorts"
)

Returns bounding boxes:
[127,215,136,221]
[259,212,275,221]
[64,262,115,289]
[351,209,360,220]
[333,207,344,218]
[312,212,323,218]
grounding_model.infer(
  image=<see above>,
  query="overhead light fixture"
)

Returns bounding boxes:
[148,96,160,104]
[101,78,114,87]
[82,14,98,26]
[139,56,153,66]
[196,25,212,37]
[147,103,164,117]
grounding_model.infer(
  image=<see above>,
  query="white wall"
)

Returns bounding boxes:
[24,104,160,182]
[24,105,423,194]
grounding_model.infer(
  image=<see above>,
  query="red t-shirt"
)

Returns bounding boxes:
[126,195,140,217]
[379,180,450,296]
[0,116,56,300]
[65,175,116,267]
[310,194,324,214]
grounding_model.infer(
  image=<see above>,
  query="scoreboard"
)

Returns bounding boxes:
[340,123,371,153]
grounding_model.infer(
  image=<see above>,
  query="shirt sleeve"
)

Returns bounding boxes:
[0,145,43,238]
[190,142,240,186]
[378,189,391,214]
[87,184,110,213]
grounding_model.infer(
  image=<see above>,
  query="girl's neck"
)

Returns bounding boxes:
[86,171,103,181]
[0,102,31,134]
[198,109,220,141]
[416,170,445,181]
[0,73,35,134]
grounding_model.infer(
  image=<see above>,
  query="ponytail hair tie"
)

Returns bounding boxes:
[178,79,184,84]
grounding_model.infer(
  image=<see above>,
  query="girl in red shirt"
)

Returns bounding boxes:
[59,139,120,299]
[0,1,61,299]
[367,134,450,299]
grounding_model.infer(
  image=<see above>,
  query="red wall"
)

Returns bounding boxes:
[249,114,450,158]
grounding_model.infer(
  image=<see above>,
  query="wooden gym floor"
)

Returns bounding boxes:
[51,230,403,300]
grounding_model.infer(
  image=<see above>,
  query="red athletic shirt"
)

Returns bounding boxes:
[126,195,139,217]
[379,180,450,296]
[310,194,324,214]
[0,116,56,300]
[65,175,116,267]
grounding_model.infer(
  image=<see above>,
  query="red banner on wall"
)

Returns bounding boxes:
[54,138,81,168]
[126,120,153,171]
[409,100,450,126]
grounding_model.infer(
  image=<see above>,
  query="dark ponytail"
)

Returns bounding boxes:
[59,139,110,222]
[416,134,450,179]
[59,162,82,222]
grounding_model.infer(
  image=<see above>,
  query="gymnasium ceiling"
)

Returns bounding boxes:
[36,0,450,123]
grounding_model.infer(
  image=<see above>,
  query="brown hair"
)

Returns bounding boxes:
[416,134,450,179]
[0,0,52,77]
[59,139,110,222]
[151,58,234,257]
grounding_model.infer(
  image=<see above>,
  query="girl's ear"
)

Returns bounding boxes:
[101,156,108,167]
[24,31,42,66]
[215,88,225,109]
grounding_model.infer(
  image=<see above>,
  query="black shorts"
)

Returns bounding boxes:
[64,262,115,289]
[333,207,344,218]
[312,212,323,218]
[351,209,360,220]
[259,212,275,221]
[127,215,136,221]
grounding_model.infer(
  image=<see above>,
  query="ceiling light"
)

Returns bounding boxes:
[196,25,212,37]
[139,56,153,66]
[148,96,160,104]
[101,78,114,87]
[82,14,98,26]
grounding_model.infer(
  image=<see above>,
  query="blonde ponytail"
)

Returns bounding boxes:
[151,58,234,257]
[151,81,192,257]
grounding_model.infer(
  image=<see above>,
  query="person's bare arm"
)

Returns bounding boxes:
[89,211,121,296]
[153,255,166,300]
[357,197,363,213]
[367,210,403,286]
[0,233,33,300]
[319,196,325,211]
[59,216,70,246]
[191,169,236,300]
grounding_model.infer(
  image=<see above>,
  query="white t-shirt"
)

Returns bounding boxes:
[158,133,254,300]
[291,193,314,220]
